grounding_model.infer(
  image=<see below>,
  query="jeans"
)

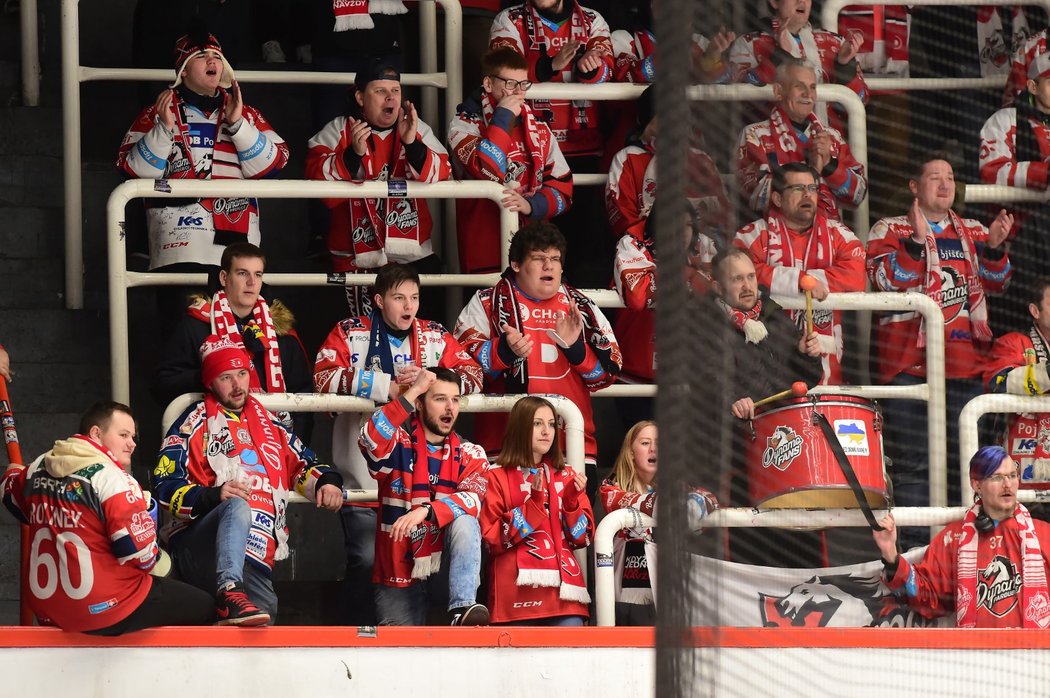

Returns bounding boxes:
[170,497,279,621]
[883,373,984,547]
[340,506,377,626]
[375,515,483,626]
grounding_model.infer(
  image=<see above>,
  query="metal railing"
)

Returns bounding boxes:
[107,178,516,404]
[592,505,970,626]
[959,394,1050,504]
[159,390,587,507]
[60,0,463,311]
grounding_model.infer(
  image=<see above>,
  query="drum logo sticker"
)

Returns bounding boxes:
[763,426,804,471]
[834,420,870,456]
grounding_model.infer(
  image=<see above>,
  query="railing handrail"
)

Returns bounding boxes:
[958,394,1050,504]
[106,178,516,405]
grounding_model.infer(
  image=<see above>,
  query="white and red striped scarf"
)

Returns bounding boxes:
[508,462,590,604]
[332,0,407,32]
[956,501,1050,628]
[717,297,768,345]
[524,1,593,58]
[209,289,286,393]
[480,91,546,195]
[915,211,992,349]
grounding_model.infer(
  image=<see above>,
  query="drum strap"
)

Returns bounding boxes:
[812,411,885,531]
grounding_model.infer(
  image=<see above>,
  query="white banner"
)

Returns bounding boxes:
[688,549,953,628]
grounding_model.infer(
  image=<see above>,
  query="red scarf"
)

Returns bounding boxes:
[916,211,992,349]
[169,92,252,240]
[717,297,768,344]
[205,290,286,393]
[480,91,546,195]
[332,0,407,32]
[766,106,839,217]
[203,393,292,561]
[956,501,1050,628]
[507,462,589,604]
[381,421,464,582]
[350,127,424,268]
[524,1,592,58]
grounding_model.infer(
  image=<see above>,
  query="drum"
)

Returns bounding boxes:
[747,395,889,509]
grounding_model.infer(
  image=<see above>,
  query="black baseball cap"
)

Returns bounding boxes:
[354,58,401,92]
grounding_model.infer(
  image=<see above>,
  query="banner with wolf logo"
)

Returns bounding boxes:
[688,550,952,627]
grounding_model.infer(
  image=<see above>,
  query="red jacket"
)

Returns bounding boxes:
[481,464,593,623]
[489,2,614,158]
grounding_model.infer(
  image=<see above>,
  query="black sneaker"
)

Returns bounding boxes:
[215,583,270,626]
[450,603,490,626]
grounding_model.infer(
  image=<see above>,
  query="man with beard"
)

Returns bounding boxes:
[153,335,344,625]
[980,52,1050,331]
[873,446,1050,628]
[734,162,866,385]
[359,368,491,626]
[736,59,867,220]
[306,59,451,316]
[867,154,1013,547]
[699,248,823,566]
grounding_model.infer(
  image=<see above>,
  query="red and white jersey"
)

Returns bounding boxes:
[116,92,288,269]
[489,3,614,157]
[733,214,867,385]
[1003,29,1047,107]
[453,284,620,462]
[979,105,1050,190]
[313,313,483,489]
[885,514,1050,627]
[305,117,451,272]
[606,142,730,242]
[837,5,911,77]
[611,28,656,83]
[866,214,1013,382]
[736,113,867,219]
[1,437,158,632]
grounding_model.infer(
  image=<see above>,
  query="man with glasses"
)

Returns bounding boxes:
[453,222,621,494]
[448,47,573,274]
[733,162,865,385]
[867,153,1013,548]
[873,446,1050,628]
[736,58,867,221]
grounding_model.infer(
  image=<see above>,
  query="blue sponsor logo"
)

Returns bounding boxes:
[374,413,396,439]
[447,501,465,518]
[949,330,972,341]
[570,514,588,539]
[512,507,533,537]
[88,599,118,615]
[177,216,204,226]
[390,477,406,496]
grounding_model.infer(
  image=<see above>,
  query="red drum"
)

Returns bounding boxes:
[747,395,889,509]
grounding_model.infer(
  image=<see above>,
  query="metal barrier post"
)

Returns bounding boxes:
[61,0,84,309]
[20,0,40,106]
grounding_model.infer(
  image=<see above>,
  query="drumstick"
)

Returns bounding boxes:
[0,376,23,466]
[800,274,817,336]
[752,381,808,409]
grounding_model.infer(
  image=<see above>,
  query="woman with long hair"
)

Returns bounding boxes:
[480,396,594,625]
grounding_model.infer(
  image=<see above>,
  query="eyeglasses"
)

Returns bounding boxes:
[781,183,820,195]
[491,75,533,92]
[984,471,1020,484]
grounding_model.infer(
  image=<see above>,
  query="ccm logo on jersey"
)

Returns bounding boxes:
[512,601,543,608]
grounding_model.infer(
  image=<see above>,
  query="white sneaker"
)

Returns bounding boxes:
[262,40,286,64]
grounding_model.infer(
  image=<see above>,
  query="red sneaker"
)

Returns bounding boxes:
[215,583,270,626]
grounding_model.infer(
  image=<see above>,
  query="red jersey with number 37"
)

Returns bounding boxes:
[1,436,157,632]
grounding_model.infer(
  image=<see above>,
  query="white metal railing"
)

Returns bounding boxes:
[965,184,1050,204]
[20,0,39,106]
[959,394,1050,504]
[592,505,970,626]
[60,0,462,311]
[107,178,516,404]
[160,391,587,506]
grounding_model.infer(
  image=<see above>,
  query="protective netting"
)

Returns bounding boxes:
[652,2,1050,695]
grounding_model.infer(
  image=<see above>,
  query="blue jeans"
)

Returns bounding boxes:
[499,616,586,627]
[340,506,377,626]
[169,497,279,622]
[375,515,483,626]
[883,373,984,547]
